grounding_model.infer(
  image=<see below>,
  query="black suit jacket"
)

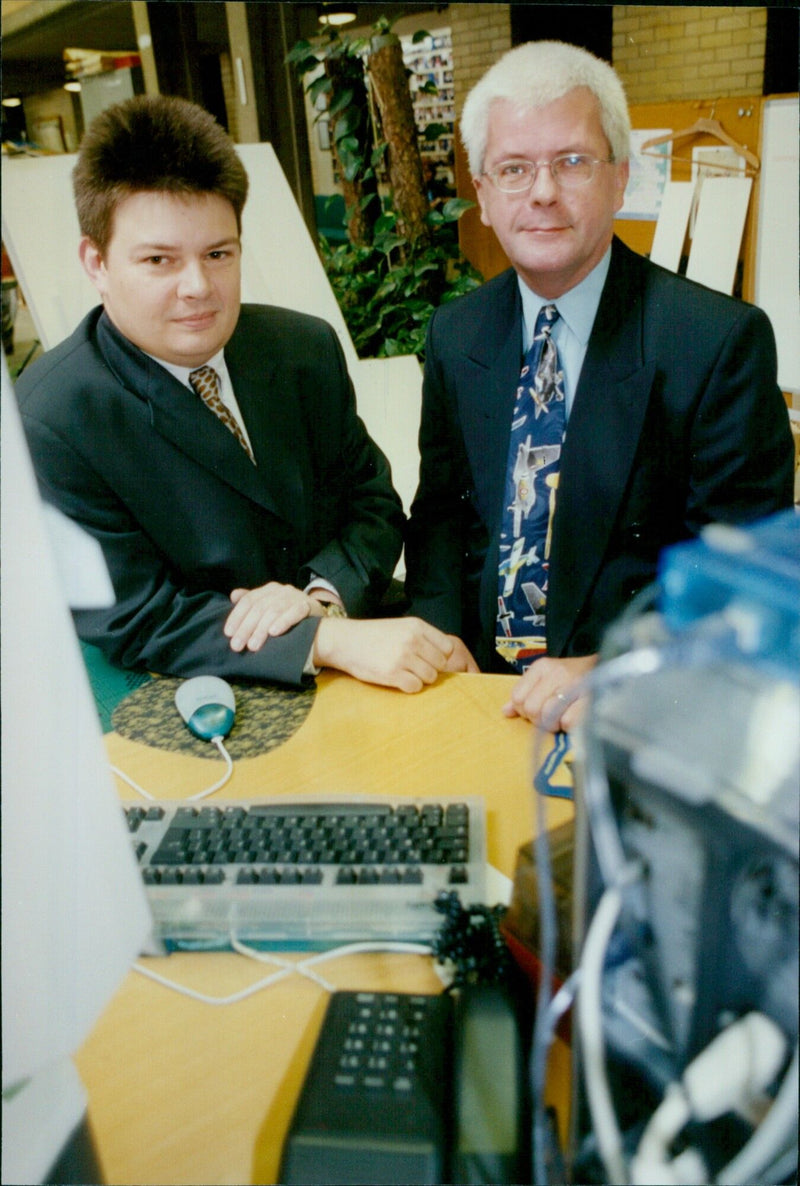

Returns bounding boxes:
[18,304,404,686]
[405,238,795,670]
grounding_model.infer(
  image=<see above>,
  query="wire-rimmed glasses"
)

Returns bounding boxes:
[482,153,614,192]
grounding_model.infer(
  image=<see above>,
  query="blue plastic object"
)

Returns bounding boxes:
[658,509,800,681]
[186,703,235,741]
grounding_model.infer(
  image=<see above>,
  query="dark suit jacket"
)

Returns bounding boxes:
[18,304,404,686]
[405,238,795,671]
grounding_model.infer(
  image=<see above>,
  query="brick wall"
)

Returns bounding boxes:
[613,6,768,103]
[447,4,769,116]
[449,3,511,118]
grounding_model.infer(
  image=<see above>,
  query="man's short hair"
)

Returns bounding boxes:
[461,40,631,177]
[73,95,249,253]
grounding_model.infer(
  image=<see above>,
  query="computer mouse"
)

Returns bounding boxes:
[174,676,236,741]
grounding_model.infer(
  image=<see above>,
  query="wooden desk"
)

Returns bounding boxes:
[75,671,573,1185]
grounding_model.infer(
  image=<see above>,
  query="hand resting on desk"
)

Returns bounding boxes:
[314,616,477,693]
[502,653,598,732]
[224,580,479,692]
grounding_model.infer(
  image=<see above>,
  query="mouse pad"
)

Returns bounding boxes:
[111,677,316,760]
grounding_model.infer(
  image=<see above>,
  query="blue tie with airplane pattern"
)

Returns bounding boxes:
[496,304,566,671]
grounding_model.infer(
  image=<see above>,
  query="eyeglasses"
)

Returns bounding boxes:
[482,154,614,192]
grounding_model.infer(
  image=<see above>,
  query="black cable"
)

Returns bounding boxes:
[432,891,514,988]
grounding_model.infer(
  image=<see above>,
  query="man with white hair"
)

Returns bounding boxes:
[405,40,794,730]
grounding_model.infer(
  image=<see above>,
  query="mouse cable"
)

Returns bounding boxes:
[110,734,234,802]
[132,940,434,1005]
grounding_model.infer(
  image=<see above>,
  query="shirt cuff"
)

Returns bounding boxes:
[304,575,341,603]
[303,645,321,677]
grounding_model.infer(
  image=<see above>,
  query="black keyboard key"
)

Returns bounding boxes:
[401,868,423,885]
[126,807,146,832]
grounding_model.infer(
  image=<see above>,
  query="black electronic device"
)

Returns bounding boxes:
[279,990,453,1185]
[449,983,529,1185]
[279,986,527,1185]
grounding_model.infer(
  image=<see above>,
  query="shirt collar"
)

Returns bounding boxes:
[144,347,228,390]
[518,247,611,349]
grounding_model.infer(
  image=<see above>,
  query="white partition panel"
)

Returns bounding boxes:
[1,144,422,500]
[755,97,800,396]
[1,155,97,349]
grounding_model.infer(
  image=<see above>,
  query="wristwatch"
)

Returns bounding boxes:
[318,601,347,618]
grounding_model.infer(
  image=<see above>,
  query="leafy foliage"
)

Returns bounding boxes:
[321,198,482,359]
[287,22,483,359]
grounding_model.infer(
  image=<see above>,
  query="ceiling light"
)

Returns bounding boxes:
[2,97,23,108]
[64,81,82,93]
[318,5,357,26]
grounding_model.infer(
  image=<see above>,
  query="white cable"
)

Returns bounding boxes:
[230,937,337,992]
[111,734,234,802]
[132,957,295,1005]
[133,939,433,1005]
[296,940,432,969]
[716,1043,798,1186]
[577,883,629,1186]
[632,1017,792,1186]
[547,969,581,1033]
[187,736,234,800]
[683,1012,786,1122]
[111,768,156,800]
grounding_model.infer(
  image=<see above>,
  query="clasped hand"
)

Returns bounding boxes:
[225,582,327,653]
[224,581,478,692]
[313,617,478,693]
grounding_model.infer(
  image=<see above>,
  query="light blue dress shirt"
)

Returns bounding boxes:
[518,247,611,420]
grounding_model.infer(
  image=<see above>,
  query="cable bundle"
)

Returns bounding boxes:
[432,890,515,988]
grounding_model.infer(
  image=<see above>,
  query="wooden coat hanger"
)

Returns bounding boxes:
[640,103,760,174]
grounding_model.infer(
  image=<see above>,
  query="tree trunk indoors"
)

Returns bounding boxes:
[368,33,431,248]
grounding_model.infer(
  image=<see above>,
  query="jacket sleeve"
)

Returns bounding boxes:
[296,320,405,616]
[683,300,795,531]
[21,412,320,687]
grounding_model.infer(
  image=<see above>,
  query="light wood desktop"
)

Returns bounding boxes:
[75,670,574,1185]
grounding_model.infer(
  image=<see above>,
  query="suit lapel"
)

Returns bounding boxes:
[461,271,524,526]
[225,327,308,539]
[548,240,656,654]
[97,311,299,527]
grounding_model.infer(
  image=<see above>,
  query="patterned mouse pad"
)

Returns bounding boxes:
[111,677,316,760]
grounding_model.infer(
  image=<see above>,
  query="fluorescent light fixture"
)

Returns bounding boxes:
[318,6,357,26]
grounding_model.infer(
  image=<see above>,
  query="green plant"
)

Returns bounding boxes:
[288,21,482,359]
[321,198,480,358]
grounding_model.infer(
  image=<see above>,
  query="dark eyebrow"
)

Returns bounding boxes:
[134,237,240,252]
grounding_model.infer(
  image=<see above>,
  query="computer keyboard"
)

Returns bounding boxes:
[124,797,487,951]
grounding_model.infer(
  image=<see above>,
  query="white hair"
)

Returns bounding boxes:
[461,40,631,176]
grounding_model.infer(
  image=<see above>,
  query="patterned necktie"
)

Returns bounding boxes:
[189,365,255,464]
[496,304,566,671]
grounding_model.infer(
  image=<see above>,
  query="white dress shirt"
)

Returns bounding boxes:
[152,348,256,457]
